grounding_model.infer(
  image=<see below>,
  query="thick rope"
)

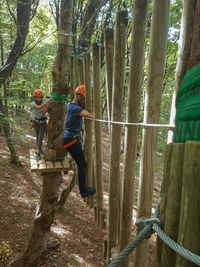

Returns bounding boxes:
[108,202,200,266]
[153,222,200,266]
[108,203,160,267]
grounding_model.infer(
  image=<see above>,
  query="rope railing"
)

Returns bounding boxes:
[108,201,200,267]
[85,117,175,128]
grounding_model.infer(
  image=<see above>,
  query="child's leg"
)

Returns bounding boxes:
[37,123,46,153]
[34,125,40,150]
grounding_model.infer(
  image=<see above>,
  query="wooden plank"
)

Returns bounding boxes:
[46,161,55,169]
[62,158,70,169]
[38,159,46,170]
[30,149,38,171]
[29,149,70,172]
[54,161,63,169]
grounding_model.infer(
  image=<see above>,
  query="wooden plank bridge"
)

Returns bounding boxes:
[30,149,70,172]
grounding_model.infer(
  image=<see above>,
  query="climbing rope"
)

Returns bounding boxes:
[108,201,200,267]
[85,117,175,128]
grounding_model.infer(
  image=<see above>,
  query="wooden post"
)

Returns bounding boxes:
[161,143,184,267]
[134,0,170,266]
[153,144,173,267]
[83,51,94,207]
[78,57,84,85]
[167,1,195,143]
[107,10,127,263]
[75,56,80,87]
[176,141,200,267]
[104,28,114,134]
[119,1,148,266]
[70,55,75,101]
[92,42,104,226]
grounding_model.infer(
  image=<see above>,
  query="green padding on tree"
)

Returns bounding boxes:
[174,64,200,143]
[176,63,200,106]
[176,94,200,121]
[50,92,70,103]
[174,120,200,143]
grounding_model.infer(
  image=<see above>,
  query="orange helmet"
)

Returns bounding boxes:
[75,85,85,98]
[34,89,43,97]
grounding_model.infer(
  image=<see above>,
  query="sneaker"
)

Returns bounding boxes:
[36,153,41,160]
[81,187,96,198]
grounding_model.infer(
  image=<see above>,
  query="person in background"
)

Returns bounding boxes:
[63,85,96,198]
[31,89,49,160]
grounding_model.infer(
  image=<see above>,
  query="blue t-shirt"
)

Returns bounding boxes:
[31,100,45,119]
[64,102,83,138]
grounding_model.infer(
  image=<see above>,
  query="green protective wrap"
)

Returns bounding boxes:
[174,63,200,142]
[50,91,70,103]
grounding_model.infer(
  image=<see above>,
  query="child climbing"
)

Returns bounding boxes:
[31,89,49,160]
[63,85,96,198]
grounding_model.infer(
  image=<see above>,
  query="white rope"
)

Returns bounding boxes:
[85,117,175,128]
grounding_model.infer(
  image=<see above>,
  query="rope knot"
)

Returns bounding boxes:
[135,217,160,239]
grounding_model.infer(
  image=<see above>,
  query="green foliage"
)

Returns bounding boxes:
[0,241,13,265]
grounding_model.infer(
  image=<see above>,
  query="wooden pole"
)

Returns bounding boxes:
[176,141,200,267]
[104,28,114,134]
[92,42,104,225]
[83,51,94,207]
[161,143,184,267]
[134,0,170,266]
[107,10,127,263]
[78,57,84,85]
[119,1,149,266]
[75,56,80,87]
[153,143,173,267]
[167,1,195,143]
[70,55,75,101]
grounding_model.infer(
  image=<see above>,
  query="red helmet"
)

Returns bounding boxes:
[34,89,43,97]
[75,85,85,98]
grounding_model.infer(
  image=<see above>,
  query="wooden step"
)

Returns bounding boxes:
[30,149,70,172]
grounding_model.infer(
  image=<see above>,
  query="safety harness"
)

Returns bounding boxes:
[30,117,47,129]
[63,130,82,149]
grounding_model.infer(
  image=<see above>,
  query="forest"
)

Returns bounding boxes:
[0,0,200,266]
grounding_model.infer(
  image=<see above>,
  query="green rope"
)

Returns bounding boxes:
[108,202,200,266]
[50,92,70,103]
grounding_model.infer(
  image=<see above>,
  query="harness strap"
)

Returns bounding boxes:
[30,123,38,129]
[64,139,77,148]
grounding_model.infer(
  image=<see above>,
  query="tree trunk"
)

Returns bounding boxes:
[107,10,127,263]
[83,51,94,207]
[10,0,74,265]
[134,0,170,266]
[168,0,196,143]
[119,1,149,266]
[92,42,103,225]
[0,0,31,165]
[0,0,31,85]
[104,28,114,134]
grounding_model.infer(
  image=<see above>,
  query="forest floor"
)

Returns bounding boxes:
[0,109,162,267]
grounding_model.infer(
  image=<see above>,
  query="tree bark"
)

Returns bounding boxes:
[0,0,31,85]
[107,10,127,263]
[168,0,196,143]
[10,0,74,265]
[119,1,149,266]
[92,42,103,225]
[104,28,114,134]
[83,51,94,207]
[134,0,170,266]
[0,0,32,165]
